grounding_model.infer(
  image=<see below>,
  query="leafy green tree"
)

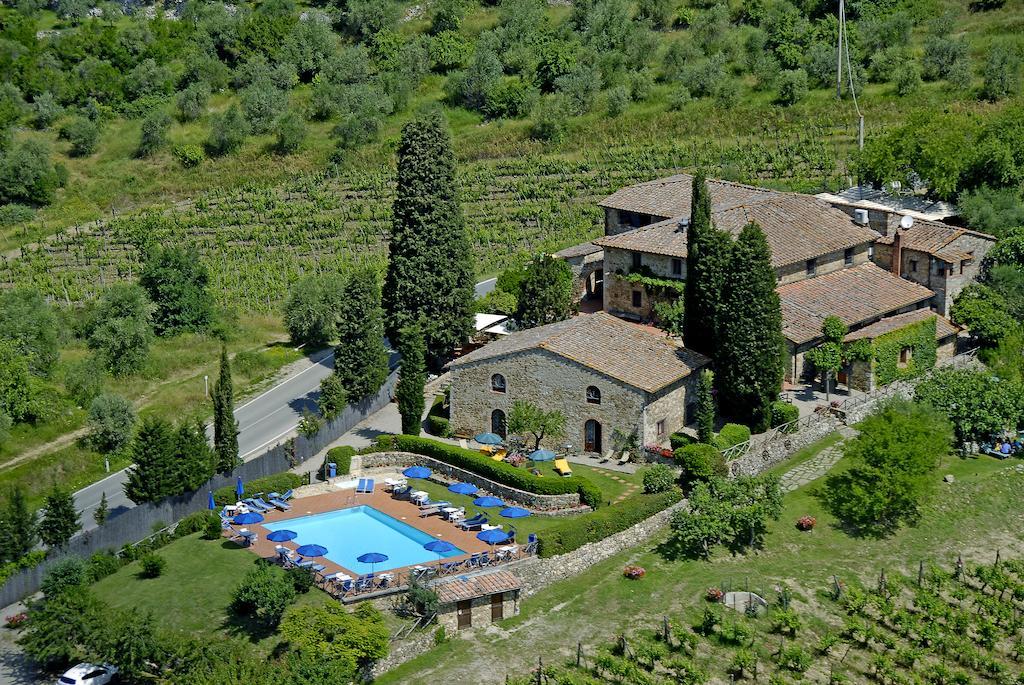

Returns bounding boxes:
[981,43,1020,102]
[951,283,1017,347]
[514,254,575,328]
[805,316,847,400]
[683,172,731,355]
[124,416,178,504]
[824,401,952,536]
[125,59,172,101]
[0,486,38,564]
[396,324,426,435]
[958,187,1024,236]
[717,222,784,429]
[176,82,210,122]
[695,369,715,444]
[139,246,214,336]
[59,117,100,157]
[205,104,250,156]
[17,586,104,669]
[508,400,566,450]
[915,367,1021,443]
[0,339,39,422]
[0,138,63,206]
[31,92,61,130]
[88,284,154,376]
[0,287,60,377]
[65,356,106,407]
[669,478,733,557]
[383,109,474,364]
[104,609,161,681]
[232,563,296,629]
[318,374,348,421]
[136,110,171,158]
[283,15,337,81]
[241,80,287,134]
[279,602,389,665]
[275,108,306,154]
[674,443,727,484]
[283,274,344,347]
[335,265,389,399]
[41,557,86,598]
[669,474,781,556]
[87,393,136,453]
[39,484,80,549]
[0,413,10,448]
[643,463,676,493]
[212,346,239,474]
[776,68,808,105]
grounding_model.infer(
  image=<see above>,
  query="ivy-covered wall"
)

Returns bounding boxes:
[872,316,938,385]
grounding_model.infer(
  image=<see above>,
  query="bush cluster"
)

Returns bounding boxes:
[669,432,695,450]
[380,435,603,508]
[769,401,800,430]
[674,443,727,483]
[323,445,355,478]
[642,463,678,493]
[537,490,682,557]
[714,423,751,450]
[213,472,303,506]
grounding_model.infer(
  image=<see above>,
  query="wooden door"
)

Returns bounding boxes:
[490,593,504,621]
[457,600,472,629]
[585,420,602,453]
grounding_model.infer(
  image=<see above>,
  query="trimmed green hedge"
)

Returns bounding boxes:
[326,445,355,476]
[426,395,452,437]
[769,401,800,431]
[714,423,751,450]
[378,435,603,508]
[669,432,695,450]
[214,472,304,505]
[673,443,727,482]
[537,490,682,557]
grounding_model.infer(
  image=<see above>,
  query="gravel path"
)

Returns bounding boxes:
[778,426,858,493]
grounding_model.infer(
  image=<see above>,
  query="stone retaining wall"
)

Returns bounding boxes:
[360,452,583,511]
[728,415,842,477]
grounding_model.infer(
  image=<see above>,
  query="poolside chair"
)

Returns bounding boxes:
[459,515,488,531]
[252,496,274,511]
[243,498,270,513]
[443,507,465,521]
[479,551,492,566]
[355,573,376,592]
[466,552,481,568]
[554,458,573,477]
[376,574,393,589]
[419,498,450,509]
[419,506,444,518]
[337,578,354,596]
[357,479,375,494]
[524,533,539,555]
[411,566,433,582]
[439,560,462,575]
[269,496,291,511]
[392,485,412,500]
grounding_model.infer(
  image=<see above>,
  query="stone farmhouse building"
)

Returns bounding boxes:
[448,312,708,455]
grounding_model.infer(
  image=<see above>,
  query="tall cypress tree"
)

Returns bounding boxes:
[177,418,216,491]
[383,109,474,365]
[396,324,427,435]
[39,484,80,550]
[717,222,784,430]
[336,265,389,399]
[683,172,731,355]
[213,346,239,474]
[695,369,716,444]
[124,416,178,504]
[0,486,37,563]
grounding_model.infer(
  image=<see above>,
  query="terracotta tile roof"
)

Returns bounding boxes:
[844,309,960,342]
[451,312,710,393]
[553,241,603,259]
[875,218,995,261]
[433,569,521,604]
[598,173,773,218]
[594,186,879,269]
[777,263,935,345]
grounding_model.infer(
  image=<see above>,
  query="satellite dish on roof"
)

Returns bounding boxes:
[899,215,915,230]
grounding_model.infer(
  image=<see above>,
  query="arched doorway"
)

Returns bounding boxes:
[491,409,506,438]
[584,419,602,453]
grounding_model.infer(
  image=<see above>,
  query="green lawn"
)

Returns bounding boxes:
[376,453,1024,684]
[762,431,845,479]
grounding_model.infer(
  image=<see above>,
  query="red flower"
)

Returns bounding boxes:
[4,612,27,629]
[706,587,724,602]
[623,565,646,579]
[796,516,816,531]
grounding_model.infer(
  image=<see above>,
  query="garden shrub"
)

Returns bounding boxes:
[0,550,46,585]
[326,445,355,476]
[674,444,727,483]
[86,551,123,582]
[381,435,603,508]
[232,563,296,628]
[426,395,452,437]
[286,566,315,594]
[642,463,677,493]
[214,472,303,505]
[139,553,166,578]
[714,423,750,450]
[175,510,218,536]
[173,144,204,168]
[669,431,695,450]
[769,401,799,431]
[41,557,87,597]
[537,490,682,557]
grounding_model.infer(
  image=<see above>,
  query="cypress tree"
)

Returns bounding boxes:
[336,265,389,399]
[0,486,37,563]
[682,172,731,355]
[213,346,239,474]
[177,418,216,491]
[695,369,715,444]
[39,484,80,550]
[717,222,784,430]
[124,416,178,504]
[396,324,427,435]
[383,109,474,365]
[93,492,109,527]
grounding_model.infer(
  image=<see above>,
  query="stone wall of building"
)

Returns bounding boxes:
[450,347,648,458]
[602,247,684,321]
[436,590,519,634]
[360,452,584,510]
[776,243,871,286]
[642,377,695,447]
[562,251,605,302]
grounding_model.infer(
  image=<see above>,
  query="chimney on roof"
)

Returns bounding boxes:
[891,230,902,277]
[676,217,689,233]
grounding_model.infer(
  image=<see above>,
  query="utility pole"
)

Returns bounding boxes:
[836,0,844,99]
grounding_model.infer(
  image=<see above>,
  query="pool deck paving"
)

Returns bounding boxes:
[231,482,496,583]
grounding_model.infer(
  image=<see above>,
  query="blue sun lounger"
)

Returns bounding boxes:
[243,498,270,513]
[252,497,274,511]
[356,479,375,494]
[269,496,291,511]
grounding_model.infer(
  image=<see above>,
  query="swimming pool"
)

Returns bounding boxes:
[264,505,464,573]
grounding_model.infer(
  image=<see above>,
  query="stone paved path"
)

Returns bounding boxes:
[778,426,858,493]
[606,473,640,505]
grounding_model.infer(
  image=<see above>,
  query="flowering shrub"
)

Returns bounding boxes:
[4,612,27,629]
[796,516,816,531]
[623,565,646,580]
[644,445,673,459]
[506,454,527,467]
[706,587,725,602]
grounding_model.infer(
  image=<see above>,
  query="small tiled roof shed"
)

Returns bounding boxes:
[433,570,523,604]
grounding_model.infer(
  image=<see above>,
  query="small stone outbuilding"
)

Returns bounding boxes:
[434,570,522,633]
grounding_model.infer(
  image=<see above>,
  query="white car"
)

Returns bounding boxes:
[57,663,118,685]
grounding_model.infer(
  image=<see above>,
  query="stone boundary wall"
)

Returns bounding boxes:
[360,452,583,511]
[371,628,438,678]
[729,415,842,477]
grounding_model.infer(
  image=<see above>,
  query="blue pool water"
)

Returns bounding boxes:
[264,505,464,573]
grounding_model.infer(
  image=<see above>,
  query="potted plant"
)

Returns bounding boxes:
[796,515,816,531]
[623,565,646,580]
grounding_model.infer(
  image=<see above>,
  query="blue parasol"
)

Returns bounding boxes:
[235,476,244,499]
[423,540,456,564]
[477,529,510,545]
[499,507,531,519]
[207,491,215,510]
[529,449,556,462]
[473,496,504,507]
[295,544,328,558]
[448,482,478,495]
[267,529,297,542]
[232,512,264,525]
[403,466,432,479]
[357,551,389,573]
[474,432,503,445]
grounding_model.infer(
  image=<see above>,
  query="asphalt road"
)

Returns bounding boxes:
[73,278,499,529]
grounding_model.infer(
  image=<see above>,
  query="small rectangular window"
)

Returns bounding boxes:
[632,290,642,307]
[632,252,642,269]
[656,419,665,437]
[805,259,817,276]
[844,247,854,266]
[910,259,918,273]
[671,258,682,276]
[869,245,875,260]
[960,260,967,275]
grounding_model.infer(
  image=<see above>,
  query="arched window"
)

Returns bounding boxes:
[491,409,507,438]
[586,386,601,405]
[491,374,506,393]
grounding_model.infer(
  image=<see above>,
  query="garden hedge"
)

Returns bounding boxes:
[326,445,355,476]
[769,401,800,431]
[714,423,751,450]
[673,444,727,482]
[214,472,304,505]
[426,395,452,437]
[379,435,603,508]
[669,432,695,450]
[537,490,682,557]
